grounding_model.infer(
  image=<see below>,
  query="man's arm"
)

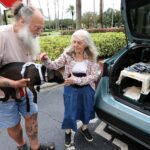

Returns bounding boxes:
[0,76,30,88]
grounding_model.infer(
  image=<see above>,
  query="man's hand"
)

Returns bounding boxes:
[0,77,30,88]
[13,78,30,89]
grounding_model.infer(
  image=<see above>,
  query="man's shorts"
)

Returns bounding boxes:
[0,89,38,128]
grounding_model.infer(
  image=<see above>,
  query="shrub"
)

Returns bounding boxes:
[61,27,124,35]
[40,35,70,60]
[40,32,126,59]
[92,32,126,57]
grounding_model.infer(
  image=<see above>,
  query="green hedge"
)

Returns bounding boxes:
[61,27,124,35]
[40,35,70,60]
[40,32,126,60]
[92,32,126,57]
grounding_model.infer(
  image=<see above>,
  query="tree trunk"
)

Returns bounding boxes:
[62,0,64,19]
[57,0,60,30]
[0,6,3,25]
[99,0,103,28]
[38,0,44,14]
[93,0,96,28]
[47,0,51,32]
[76,0,81,29]
[54,0,59,30]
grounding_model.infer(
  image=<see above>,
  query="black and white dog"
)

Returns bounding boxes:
[0,62,64,111]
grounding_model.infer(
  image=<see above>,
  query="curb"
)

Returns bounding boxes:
[40,83,65,91]
[40,82,59,89]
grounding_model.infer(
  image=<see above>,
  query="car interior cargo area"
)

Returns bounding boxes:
[110,47,150,111]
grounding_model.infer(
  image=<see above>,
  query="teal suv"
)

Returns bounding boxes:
[95,0,150,149]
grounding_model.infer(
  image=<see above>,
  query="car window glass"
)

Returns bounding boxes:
[127,0,150,38]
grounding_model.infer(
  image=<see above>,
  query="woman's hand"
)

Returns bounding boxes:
[38,52,49,62]
[64,73,75,85]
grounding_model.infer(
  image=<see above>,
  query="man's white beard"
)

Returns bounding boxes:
[17,25,40,58]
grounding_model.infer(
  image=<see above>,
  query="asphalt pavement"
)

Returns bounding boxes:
[0,83,119,150]
[0,83,148,150]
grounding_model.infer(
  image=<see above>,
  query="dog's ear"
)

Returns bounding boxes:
[36,86,40,92]
[53,70,64,83]
[41,65,46,81]
[41,65,46,74]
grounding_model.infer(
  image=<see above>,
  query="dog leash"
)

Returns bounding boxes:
[19,87,30,112]
[24,87,30,112]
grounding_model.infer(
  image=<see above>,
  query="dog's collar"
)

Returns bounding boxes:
[21,62,46,84]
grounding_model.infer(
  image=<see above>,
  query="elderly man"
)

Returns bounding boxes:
[0,1,54,150]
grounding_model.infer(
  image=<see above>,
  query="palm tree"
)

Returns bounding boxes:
[99,0,103,28]
[76,0,81,29]
[62,0,64,19]
[54,0,59,30]
[38,0,44,15]
[0,6,3,25]
[67,5,75,29]
[111,0,114,27]
[47,0,51,32]
[57,0,60,23]
[93,0,96,28]
[67,5,74,21]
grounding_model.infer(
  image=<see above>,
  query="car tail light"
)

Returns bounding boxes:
[99,60,104,75]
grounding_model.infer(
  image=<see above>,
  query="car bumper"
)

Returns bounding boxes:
[95,77,150,148]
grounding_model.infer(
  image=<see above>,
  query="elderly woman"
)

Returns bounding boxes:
[39,29,99,148]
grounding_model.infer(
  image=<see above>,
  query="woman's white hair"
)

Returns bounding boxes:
[65,29,98,61]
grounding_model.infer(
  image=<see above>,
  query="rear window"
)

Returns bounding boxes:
[127,0,150,38]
